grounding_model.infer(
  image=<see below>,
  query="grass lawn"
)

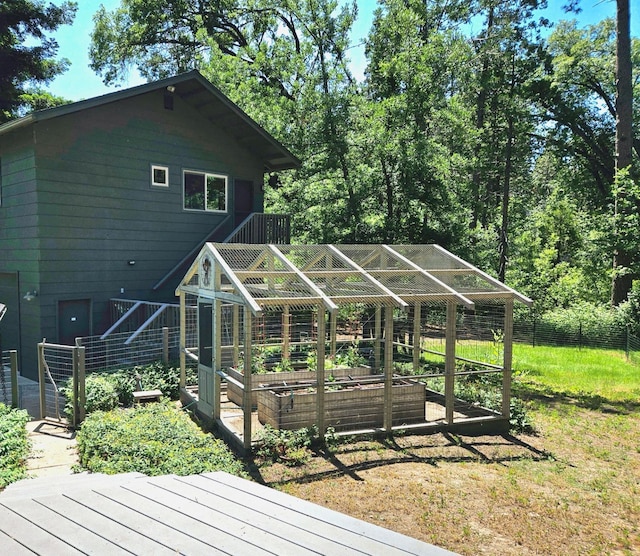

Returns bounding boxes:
[253,343,640,555]
[513,343,640,404]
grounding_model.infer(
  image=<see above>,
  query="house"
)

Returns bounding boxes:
[0,70,299,379]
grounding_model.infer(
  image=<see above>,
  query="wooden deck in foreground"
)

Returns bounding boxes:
[0,471,455,555]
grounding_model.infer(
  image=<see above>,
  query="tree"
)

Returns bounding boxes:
[611,0,634,304]
[90,0,361,243]
[363,0,476,247]
[0,0,77,122]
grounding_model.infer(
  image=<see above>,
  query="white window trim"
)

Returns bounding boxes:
[151,164,169,187]
[183,169,228,213]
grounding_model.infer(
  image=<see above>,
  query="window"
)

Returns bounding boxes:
[151,165,169,187]
[183,170,227,212]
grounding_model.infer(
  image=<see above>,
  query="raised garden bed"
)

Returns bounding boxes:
[256,377,425,431]
[226,365,371,409]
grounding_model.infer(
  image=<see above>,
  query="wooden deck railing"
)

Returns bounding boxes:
[224,213,290,244]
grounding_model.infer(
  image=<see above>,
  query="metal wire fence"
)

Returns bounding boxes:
[513,318,628,351]
[77,327,181,373]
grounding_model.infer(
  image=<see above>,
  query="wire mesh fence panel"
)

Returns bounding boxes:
[513,317,627,351]
[627,333,640,366]
[39,343,74,421]
[78,327,183,374]
[1,351,12,406]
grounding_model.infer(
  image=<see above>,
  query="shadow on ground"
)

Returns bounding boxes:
[248,430,558,487]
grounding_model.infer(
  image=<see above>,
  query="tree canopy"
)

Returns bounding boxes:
[0,0,77,123]
[85,0,639,311]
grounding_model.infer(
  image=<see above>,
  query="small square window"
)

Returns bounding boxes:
[151,165,169,187]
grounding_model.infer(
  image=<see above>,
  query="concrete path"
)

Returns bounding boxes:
[25,419,78,478]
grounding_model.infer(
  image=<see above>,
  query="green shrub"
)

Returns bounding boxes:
[255,425,320,466]
[535,302,627,349]
[0,403,30,489]
[63,362,198,419]
[76,402,246,477]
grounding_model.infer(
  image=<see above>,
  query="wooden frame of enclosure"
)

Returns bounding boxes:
[177,244,532,454]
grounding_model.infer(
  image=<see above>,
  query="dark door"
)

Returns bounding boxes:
[234,179,254,225]
[58,299,91,345]
[0,272,20,355]
[198,301,214,416]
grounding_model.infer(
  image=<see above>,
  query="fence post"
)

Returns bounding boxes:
[162,327,169,364]
[532,317,536,348]
[76,346,86,426]
[626,326,630,360]
[10,350,18,409]
[578,322,583,350]
[37,342,46,420]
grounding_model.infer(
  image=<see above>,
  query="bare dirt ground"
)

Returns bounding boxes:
[252,396,640,555]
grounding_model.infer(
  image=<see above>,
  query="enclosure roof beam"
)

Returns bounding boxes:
[327,244,408,309]
[430,245,533,306]
[207,244,263,316]
[382,244,475,310]
[268,244,339,313]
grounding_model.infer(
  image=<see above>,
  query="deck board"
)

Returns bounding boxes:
[176,473,410,555]
[70,489,227,555]
[0,504,97,556]
[203,472,437,555]
[0,527,41,555]
[35,494,177,555]
[147,474,364,556]
[122,477,308,555]
[95,485,247,555]
[0,471,455,555]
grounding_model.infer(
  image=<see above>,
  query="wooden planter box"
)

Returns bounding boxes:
[226,365,371,409]
[257,378,425,432]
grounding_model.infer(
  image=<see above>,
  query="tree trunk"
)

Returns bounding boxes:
[611,0,633,305]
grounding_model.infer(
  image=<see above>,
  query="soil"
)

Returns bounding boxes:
[251,401,640,556]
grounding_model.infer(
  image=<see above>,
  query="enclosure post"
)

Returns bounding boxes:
[316,307,326,436]
[75,346,86,426]
[37,342,46,420]
[329,310,337,359]
[283,305,290,360]
[162,326,169,364]
[243,308,253,452]
[213,300,222,421]
[10,350,18,408]
[233,305,240,368]
[383,304,394,431]
[502,299,514,418]
[413,302,421,371]
[179,292,186,388]
[445,301,456,424]
[374,306,382,372]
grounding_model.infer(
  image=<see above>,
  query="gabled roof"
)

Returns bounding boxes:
[0,70,300,171]
[179,243,533,316]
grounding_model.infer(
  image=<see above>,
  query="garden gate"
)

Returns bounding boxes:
[37,341,85,427]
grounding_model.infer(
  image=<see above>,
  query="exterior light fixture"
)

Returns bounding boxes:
[23,290,38,301]
[166,85,176,93]
[128,260,136,266]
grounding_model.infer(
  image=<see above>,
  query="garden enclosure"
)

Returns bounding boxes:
[178,244,532,454]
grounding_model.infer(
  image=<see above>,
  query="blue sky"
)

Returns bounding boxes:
[45,0,638,102]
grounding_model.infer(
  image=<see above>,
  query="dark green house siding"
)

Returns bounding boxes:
[0,129,41,377]
[0,72,299,380]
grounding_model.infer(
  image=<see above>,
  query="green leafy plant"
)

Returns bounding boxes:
[0,403,30,489]
[255,425,320,466]
[62,362,198,419]
[76,402,246,477]
[335,342,367,367]
[273,357,294,373]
